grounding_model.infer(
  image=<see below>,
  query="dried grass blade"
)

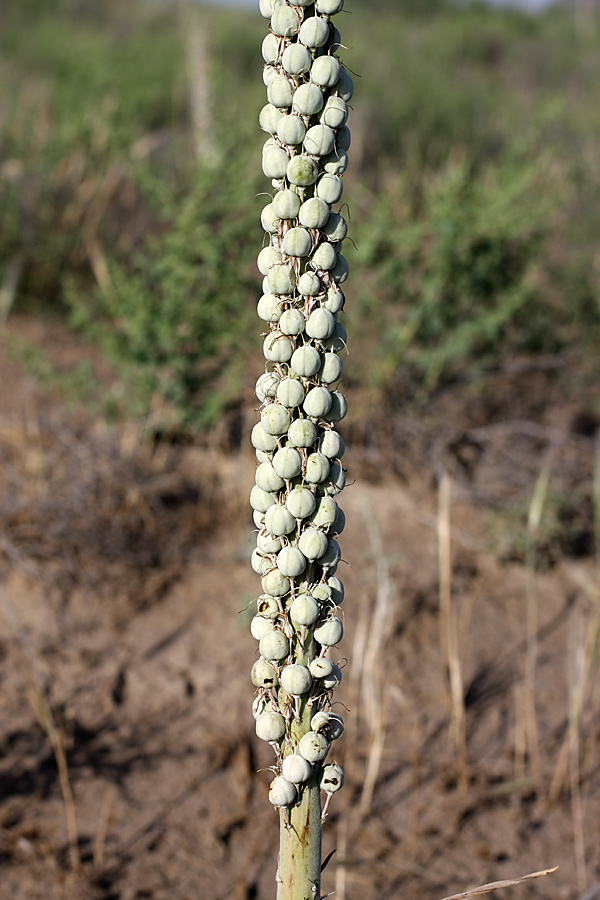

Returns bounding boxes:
[438,866,558,900]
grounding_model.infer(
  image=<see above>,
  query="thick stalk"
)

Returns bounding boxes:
[277,779,321,900]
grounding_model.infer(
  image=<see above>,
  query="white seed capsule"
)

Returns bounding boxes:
[303,386,332,418]
[269,775,297,807]
[322,664,343,689]
[323,322,347,352]
[311,711,344,740]
[293,83,324,117]
[282,754,312,784]
[280,663,312,696]
[250,614,275,641]
[251,422,278,453]
[271,5,300,36]
[250,484,276,513]
[316,173,343,205]
[332,505,345,535]
[320,763,344,794]
[304,124,336,157]
[287,155,319,187]
[328,575,345,605]
[257,292,282,323]
[261,402,290,436]
[320,538,341,569]
[286,486,316,519]
[311,242,337,271]
[290,593,320,626]
[263,331,293,363]
[259,629,290,660]
[320,96,348,129]
[315,615,343,646]
[298,526,329,560]
[266,76,294,109]
[299,15,330,48]
[257,530,282,555]
[253,694,268,720]
[324,461,346,494]
[279,308,306,337]
[256,449,270,464]
[335,66,354,101]
[256,711,286,741]
[272,188,301,220]
[276,377,305,407]
[261,203,279,234]
[323,391,347,423]
[253,509,266,529]
[311,494,337,527]
[262,33,280,64]
[259,103,284,134]
[316,0,344,11]
[298,271,322,296]
[298,198,330,230]
[277,546,306,578]
[257,246,283,276]
[282,227,312,258]
[322,212,347,242]
[323,284,345,314]
[268,264,296,295]
[251,658,279,688]
[257,594,281,618]
[322,149,348,176]
[263,64,278,86]
[256,371,279,402]
[290,344,321,377]
[282,43,312,75]
[320,352,343,384]
[311,55,341,88]
[309,657,335,678]
[277,113,307,146]
[312,583,332,603]
[298,731,329,763]
[251,548,272,575]
[262,145,290,179]
[273,446,302,479]
[331,253,349,284]
[305,452,331,484]
[265,503,296,536]
[259,0,280,18]
[306,308,335,340]
[288,417,317,448]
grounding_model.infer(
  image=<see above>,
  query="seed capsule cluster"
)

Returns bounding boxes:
[252,0,350,814]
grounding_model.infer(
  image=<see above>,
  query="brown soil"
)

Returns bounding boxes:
[1,315,599,900]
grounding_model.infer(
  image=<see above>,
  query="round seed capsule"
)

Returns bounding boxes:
[290,593,320,626]
[262,33,279,64]
[262,146,290,179]
[250,484,275,513]
[304,386,332,418]
[259,103,284,134]
[267,76,294,109]
[277,546,306,578]
[331,253,349,284]
[304,124,336,157]
[316,0,344,12]
[324,461,346,494]
[315,615,343,646]
[250,614,274,641]
[320,96,348,129]
[298,526,329,560]
[259,0,281,18]
[323,391,347,423]
[322,212,347,242]
[268,264,296,295]
[332,505,345,535]
[251,422,278,453]
[323,322,347,352]
[323,285,345,313]
[269,775,297,807]
[335,125,351,152]
[310,657,334,679]
[311,711,344,740]
[293,83,324,117]
[252,658,279,688]
[311,56,341,88]
[305,452,330,484]
[320,352,343,384]
[272,189,301,220]
[256,461,285,492]
[299,15,330,48]
[263,64,278,86]
[257,522,282,548]
[298,198,330,230]
[281,663,312,696]
[261,402,289,436]
[256,449,270,465]
[286,486,316,519]
[253,509,266,529]
[261,203,279,234]
[256,711,286,741]
[279,309,306,337]
[257,594,281,618]
[298,731,329,763]
[259,629,290,660]
[311,494,337,527]
[311,242,337,271]
[263,332,293,363]
[277,113,307,146]
[282,43,312,75]
[265,503,296,536]
[306,307,335,340]
[290,345,321,377]
[320,764,344,794]
[282,754,312,784]
[287,155,319,187]
[335,66,354,101]
[256,371,279,402]
[257,246,283,276]
[316,173,343,205]
[251,548,272,575]
[328,575,345,605]
[257,292,282,323]
[273,446,302,479]
[298,271,322,296]
[320,538,341,569]
[276,377,305,407]
[271,5,300,36]
[288,417,317,447]
[312,583,332,603]
[282,227,312,258]
[322,149,348,176]
[322,664,343,689]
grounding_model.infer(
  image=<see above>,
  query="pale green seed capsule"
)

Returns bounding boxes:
[320,538,341,568]
[290,344,321,377]
[287,155,319,187]
[303,386,333,418]
[263,331,293,363]
[286,486,316,519]
[298,271,322,296]
[282,754,312,784]
[320,351,343,384]
[257,292,282,323]
[328,575,344,605]
[324,461,346,494]
[282,227,312,258]
[323,321,347,352]
[298,526,329,560]
[305,452,331,484]
[311,55,341,88]
[335,66,354,101]
[257,246,282,276]
[277,546,306,578]
[261,402,290,435]
[250,484,276,513]
[251,658,279,689]
[262,33,280,65]
[265,503,296,536]
[281,663,312,696]
[316,0,344,11]
[272,189,301,220]
[311,711,344,740]
[315,615,343,646]
[276,377,305,407]
[331,253,349,284]
[306,307,335,340]
[322,664,343,689]
[256,461,285,492]
[267,76,294,109]
[299,15,330,48]
[312,583,332,603]
[282,43,312,75]
[304,124,336,157]
[273,446,302,479]
[316,173,343,205]
[257,592,282,618]
[251,548,272,575]
[259,0,278,18]
[279,308,306,337]
[288,417,317,447]
[259,103,284,134]
[290,593,320,626]
[256,711,286,741]
[298,198,330,230]
[309,657,334,678]
[261,203,279,234]
[311,494,337,527]
[298,731,329,763]
[250,614,275,641]
[320,763,344,793]
[322,212,347,242]
[323,390,348,423]
[252,421,279,452]
[256,371,279,403]
[323,284,345,313]
[256,449,270,464]
[336,125,351,152]
[269,775,297,807]
[259,628,290,661]
[268,263,296,295]
[253,509,266,529]
[288,0,313,6]
[277,114,307,146]
[332,505,345,535]
[263,146,290,179]
[320,96,348,129]
[263,65,278,86]
[257,531,281,555]
[271,5,300,36]
[293,83,324,117]
[311,242,337,271]
[322,148,348,176]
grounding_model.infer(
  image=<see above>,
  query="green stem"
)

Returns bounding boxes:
[277,779,322,900]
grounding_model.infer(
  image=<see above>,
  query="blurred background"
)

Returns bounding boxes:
[1,1,600,899]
